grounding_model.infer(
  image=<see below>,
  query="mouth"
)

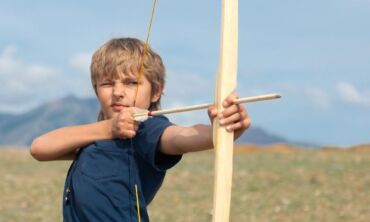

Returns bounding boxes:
[111,103,129,112]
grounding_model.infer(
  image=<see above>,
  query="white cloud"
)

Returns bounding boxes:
[0,46,61,86]
[8,80,29,94]
[26,65,56,79]
[0,46,20,74]
[160,69,214,125]
[164,69,213,107]
[336,82,370,107]
[303,88,330,110]
[270,84,332,110]
[0,46,95,113]
[69,52,91,75]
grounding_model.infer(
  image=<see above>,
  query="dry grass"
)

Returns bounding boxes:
[234,144,300,154]
[0,148,69,222]
[1,145,370,221]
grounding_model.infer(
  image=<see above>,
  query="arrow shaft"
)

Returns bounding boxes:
[133,93,281,118]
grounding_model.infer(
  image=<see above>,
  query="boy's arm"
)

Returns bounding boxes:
[52,149,80,161]
[30,120,113,161]
[159,92,251,155]
[159,124,214,155]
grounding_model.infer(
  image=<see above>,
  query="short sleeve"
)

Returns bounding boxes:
[134,115,182,171]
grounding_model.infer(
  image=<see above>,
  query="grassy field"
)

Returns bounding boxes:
[1,145,370,222]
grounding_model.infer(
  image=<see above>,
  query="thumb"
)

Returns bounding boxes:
[208,105,218,123]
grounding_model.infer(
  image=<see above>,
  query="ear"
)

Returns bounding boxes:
[151,85,163,103]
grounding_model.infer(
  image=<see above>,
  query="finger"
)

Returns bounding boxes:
[221,104,240,118]
[223,91,239,108]
[127,130,136,138]
[120,112,135,124]
[120,130,136,139]
[224,104,249,119]
[121,107,135,117]
[238,105,249,120]
[208,105,218,117]
[220,105,249,126]
[134,123,139,131]
[226,118,251,132]
[220,112,242,126]
[119,118,134,126]
[117,120,135,134]
[208,106,218,123]
[128,122,138,131]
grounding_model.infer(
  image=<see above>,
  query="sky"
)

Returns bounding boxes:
[0,0,369,146]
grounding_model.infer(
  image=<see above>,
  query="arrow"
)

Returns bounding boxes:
[134,93,281,121]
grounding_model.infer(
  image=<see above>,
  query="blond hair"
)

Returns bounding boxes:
[90,38,165,120]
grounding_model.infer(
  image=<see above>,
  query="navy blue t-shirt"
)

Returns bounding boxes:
[63,116,181,222]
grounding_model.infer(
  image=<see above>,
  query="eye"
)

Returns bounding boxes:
[99,81,113,87]
[126,79,138,86]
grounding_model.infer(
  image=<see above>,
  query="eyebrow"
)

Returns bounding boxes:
[100,75,138,82]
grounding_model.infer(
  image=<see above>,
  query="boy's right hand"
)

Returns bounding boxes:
[111,107,139,139]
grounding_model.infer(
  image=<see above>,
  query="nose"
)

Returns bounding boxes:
[112,83,125,99]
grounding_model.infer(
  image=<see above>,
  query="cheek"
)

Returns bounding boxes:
[96,91,110,108]
[143,88,154,102]
[135,91,153,108]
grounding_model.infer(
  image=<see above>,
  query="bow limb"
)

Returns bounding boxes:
[212,0,238,222]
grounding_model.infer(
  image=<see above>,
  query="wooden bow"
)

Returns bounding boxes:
[212,0,238,221]
[135,1,279,221]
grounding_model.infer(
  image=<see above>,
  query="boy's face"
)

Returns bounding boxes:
[96,71,161,119]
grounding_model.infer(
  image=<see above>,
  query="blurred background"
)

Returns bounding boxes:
[1,0,369,147]
[1,1,370,221]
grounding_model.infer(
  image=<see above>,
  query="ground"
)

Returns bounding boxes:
[1,145,370,222]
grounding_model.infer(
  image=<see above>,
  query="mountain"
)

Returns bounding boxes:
[0,95,293,147]
[0,95,99,147]
[236,126,288,145]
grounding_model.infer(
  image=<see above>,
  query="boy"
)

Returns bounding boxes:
[30,38,250,221]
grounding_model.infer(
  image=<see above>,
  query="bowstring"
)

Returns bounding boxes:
[133,0,157,106]
[131,1,157,221]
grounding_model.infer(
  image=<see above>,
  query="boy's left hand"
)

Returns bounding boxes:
[208,92,251,140]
